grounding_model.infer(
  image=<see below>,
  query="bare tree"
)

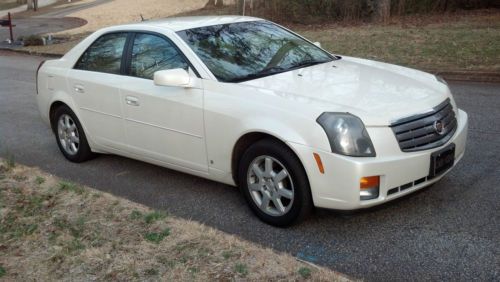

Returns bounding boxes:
[374,0,391,22]
[236,0,244,14]
[205,0,224,7]
[26,0,34,10]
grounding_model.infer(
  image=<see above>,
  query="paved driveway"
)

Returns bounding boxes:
[0,0,109,43]
[0,52,498,281]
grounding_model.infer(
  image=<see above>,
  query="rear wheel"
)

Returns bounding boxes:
[238,138,312,227]
[52,105,94,163]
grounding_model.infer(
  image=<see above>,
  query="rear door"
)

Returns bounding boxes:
[120,32,207,172]
[65,32,129,151]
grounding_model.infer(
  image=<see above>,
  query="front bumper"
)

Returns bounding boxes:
[288,109,468,210]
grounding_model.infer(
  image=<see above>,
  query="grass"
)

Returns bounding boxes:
[234,263,249,277]
[0,159,348,281]
[35,176,45,185]
[144,211,167,224]
[299,266,313,279]
[144,228,170,244]
[0,265,5,278]
[58,181,85,195]
[2,152,15,170]
[296,13,500,72]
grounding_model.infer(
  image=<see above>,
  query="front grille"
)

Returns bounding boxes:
[391,98,457,152]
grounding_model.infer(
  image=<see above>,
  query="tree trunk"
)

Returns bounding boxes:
[236,0,244,15]
[206,0,223,7]
[26,0,34,10]
[375,0,391,22]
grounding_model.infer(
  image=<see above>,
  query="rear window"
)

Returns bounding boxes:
[74,33,128,74]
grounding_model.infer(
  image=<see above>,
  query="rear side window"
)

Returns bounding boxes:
[130,33,188,80]
[75,32,128,74]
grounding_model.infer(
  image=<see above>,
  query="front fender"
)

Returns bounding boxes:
[203,80,331,181]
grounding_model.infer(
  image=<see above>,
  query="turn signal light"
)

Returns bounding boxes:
[360,176,380,200]
[313,153,324,174]
[360,176,380,189]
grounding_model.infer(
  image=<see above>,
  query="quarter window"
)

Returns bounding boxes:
[130,33,188,80]
[75,32,128,74]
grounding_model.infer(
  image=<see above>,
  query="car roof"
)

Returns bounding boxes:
[120,15,264,32]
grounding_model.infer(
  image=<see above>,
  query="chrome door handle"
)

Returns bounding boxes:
[125,96,140,106]
[74,84,85,93]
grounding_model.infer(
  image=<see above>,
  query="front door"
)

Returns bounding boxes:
[121,32,207,172]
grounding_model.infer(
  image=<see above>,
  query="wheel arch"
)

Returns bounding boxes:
[49,101,68,132]
[230,131,310,186]
[48,99,88,140]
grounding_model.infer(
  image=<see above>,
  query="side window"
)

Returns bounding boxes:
[75,33,128,74]
[130,33,189,80]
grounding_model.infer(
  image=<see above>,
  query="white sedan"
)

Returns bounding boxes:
[36,16,468,226]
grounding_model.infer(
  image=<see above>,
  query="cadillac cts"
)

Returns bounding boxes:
[36,16,468,226]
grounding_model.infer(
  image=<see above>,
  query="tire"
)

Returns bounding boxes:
[52,105,95,163]
[238,138,313,227]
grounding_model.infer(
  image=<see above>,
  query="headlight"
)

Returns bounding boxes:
[317,113,376,157]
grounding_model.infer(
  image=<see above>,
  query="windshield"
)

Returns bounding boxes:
[177,21,335,82]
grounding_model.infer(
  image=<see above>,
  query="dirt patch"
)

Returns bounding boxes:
[0,159,350,281]
[60,0,208,35]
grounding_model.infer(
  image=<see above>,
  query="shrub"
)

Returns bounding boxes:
[22,35,44,46]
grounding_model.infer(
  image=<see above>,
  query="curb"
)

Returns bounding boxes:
[1,47,499,83]
[0,46,62,58]
[426,69,500,83]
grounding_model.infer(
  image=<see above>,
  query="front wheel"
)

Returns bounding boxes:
[238,138,313,227]
[52,105,95,163]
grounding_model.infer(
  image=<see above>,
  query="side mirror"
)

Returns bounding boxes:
[313,42,322,48]
[154,68,192,88]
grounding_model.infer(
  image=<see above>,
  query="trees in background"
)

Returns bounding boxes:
[205,0,497,23]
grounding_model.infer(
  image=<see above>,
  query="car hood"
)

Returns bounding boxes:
[239,56,451,126]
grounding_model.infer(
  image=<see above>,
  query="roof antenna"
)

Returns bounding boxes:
[140,14,145,22]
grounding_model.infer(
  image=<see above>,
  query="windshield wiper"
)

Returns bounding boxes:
[289,58,332,70]
[226,59,332,83]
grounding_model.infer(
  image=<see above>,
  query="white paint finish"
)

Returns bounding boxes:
[65,69,129,151]
[120,76,207,172]
[36,16,469,211]
[289,109,467,209]
[240,57,450,126]
[143,16,263,32]
[154,68,192,87]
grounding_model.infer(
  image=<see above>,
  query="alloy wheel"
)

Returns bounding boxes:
[57,114,80,155]
[247,155,295,216]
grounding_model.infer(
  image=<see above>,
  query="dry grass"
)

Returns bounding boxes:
[296,10,500,72]
[0,159,350,281]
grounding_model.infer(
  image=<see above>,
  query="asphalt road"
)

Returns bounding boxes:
[0,18,84,42]
[0,51,499,281]
[0,0,109,43]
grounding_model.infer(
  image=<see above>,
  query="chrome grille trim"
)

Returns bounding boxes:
[390,98,457,152]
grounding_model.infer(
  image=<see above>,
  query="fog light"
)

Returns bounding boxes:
[360,176,380,200]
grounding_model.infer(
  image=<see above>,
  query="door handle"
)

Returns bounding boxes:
[73,84,85,93]
[125,96,140,106]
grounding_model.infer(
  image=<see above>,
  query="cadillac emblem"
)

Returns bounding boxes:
[434,120,445,135]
